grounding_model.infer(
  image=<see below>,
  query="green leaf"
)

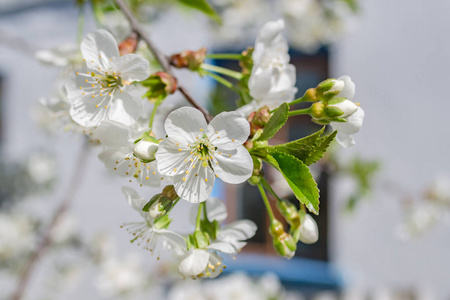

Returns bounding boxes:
[256,103,289,141]
[266,152,320,215]
[268,127,325,162]
[178,0,221,23]
[304,130,337,165]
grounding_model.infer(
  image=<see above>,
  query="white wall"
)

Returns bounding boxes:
[330,0,450,298]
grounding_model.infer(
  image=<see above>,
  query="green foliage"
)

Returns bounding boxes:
[340,0,359,13]
[268,127,324,163]
[268,127,336,166]
[304,130,337,165]
[256,103,289,141]
[265,152,320,215]
[178,0,221,23]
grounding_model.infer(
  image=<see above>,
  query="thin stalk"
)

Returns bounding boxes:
[76,3,85,44]
[206,53,242,60]
[257,183,275,221]
[201,63,242,80]
[288,107,311,117]
[202,70,237,92]
[148,98,163,130]
[289,96,308,106]
[195,202,205,231]
[114,0,213,122]
[260,177,283,203]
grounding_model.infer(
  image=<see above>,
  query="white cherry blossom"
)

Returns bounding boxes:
[178,197,256,279]
[155,107,253,203]
[96,121,164,187]
[121,187,186,258]
[329,76,364,148]
[238,19,297,116]
[65,29,150,127]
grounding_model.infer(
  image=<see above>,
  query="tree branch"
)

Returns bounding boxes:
[114,0,213,122]
[10,139,90,300]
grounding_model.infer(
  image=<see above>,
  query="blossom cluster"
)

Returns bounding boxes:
[35,7,365,280]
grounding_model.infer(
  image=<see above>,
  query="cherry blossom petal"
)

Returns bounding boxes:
[110,54,150,82]
[207,241,237,254]
[81,29,119,71]
[331,107,364,148]
[121,186,148,220]
[165,107,207,145]
[178,249,210,277]
[107,87,141,126]
[173,164,215,203]
[155,137,191,176]
[96,121,133,148]
[338,75,356,100]
[207,111,250,150]
[213,147,253,184]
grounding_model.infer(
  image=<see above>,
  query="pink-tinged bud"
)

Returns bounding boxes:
[119,33,139,55]
[170,48,207,71]
[141,72,177,102]
[253,106,271,127]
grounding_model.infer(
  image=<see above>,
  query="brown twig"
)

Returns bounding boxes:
[114,0,213,122]
[10,139,90,300]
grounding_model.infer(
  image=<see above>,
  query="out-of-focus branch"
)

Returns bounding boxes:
[114,0,213,122]
[10,139,90,300]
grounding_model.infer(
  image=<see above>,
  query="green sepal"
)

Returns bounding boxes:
[153,214,172,230]
[256,103,289,141]
[201,219,219,241]
[187,234,196,250]
[265,152,320,215]
[268,127,325,163]
[141,132,159,143]
[178,0,221,24]
[330,117,348,123]
[324,106,344,118]
[194,231,210,249]
[327,97,346,105]
[142,194,161,212]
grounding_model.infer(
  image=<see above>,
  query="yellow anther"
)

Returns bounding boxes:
[186,171,189,174]
[200,128,203,131]
[178,149,182,152]
[120,90,123,93]
[174,168,177,172]
[146,176,149,180]
[215,131,218,134]
[215,174,218,177]
[104,106,107,109]
[76,72,79,75]
[356,102,360,106]
[95,105,98,108]
[100,93,103,96]
[126,172,129,175]
[92,95,95,98]
[153,171,156,175]
[205,178,208,182]
[85,79,88,82]
[82,93,85,95]
[182,178,186,181]
[232,139,235,142]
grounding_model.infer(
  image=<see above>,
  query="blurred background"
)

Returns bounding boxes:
[1,0,450,299]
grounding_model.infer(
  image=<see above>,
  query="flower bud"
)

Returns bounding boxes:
[302,88,318,102]
[273,233,296,259]
[170,48,207,71]
[161,185,179,202]
[148,196,171,219]
[253,106,271,127]
[327,99,358,118]
[317,78,344,95]
[299,214,319,244]
[269,219,285,238]
[277,200,300,228]
[310,101,325,119]
[133,139,158,161]
[248,157,263,186]
[239,47,254,75]
[118,33,139,55]
[141,72,177,102]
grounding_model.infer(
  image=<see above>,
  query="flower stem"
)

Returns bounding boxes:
[195,202,205,231]
[289,96,308,106]
[76,3,85,44]
[258,183,275,221]
[260,177,283,203]
[206,53,242,60]
[288,107,312,117]
[148,98,163,130]
[200,63,242,80]
[202,70,238,92]
[114,0,213,122]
